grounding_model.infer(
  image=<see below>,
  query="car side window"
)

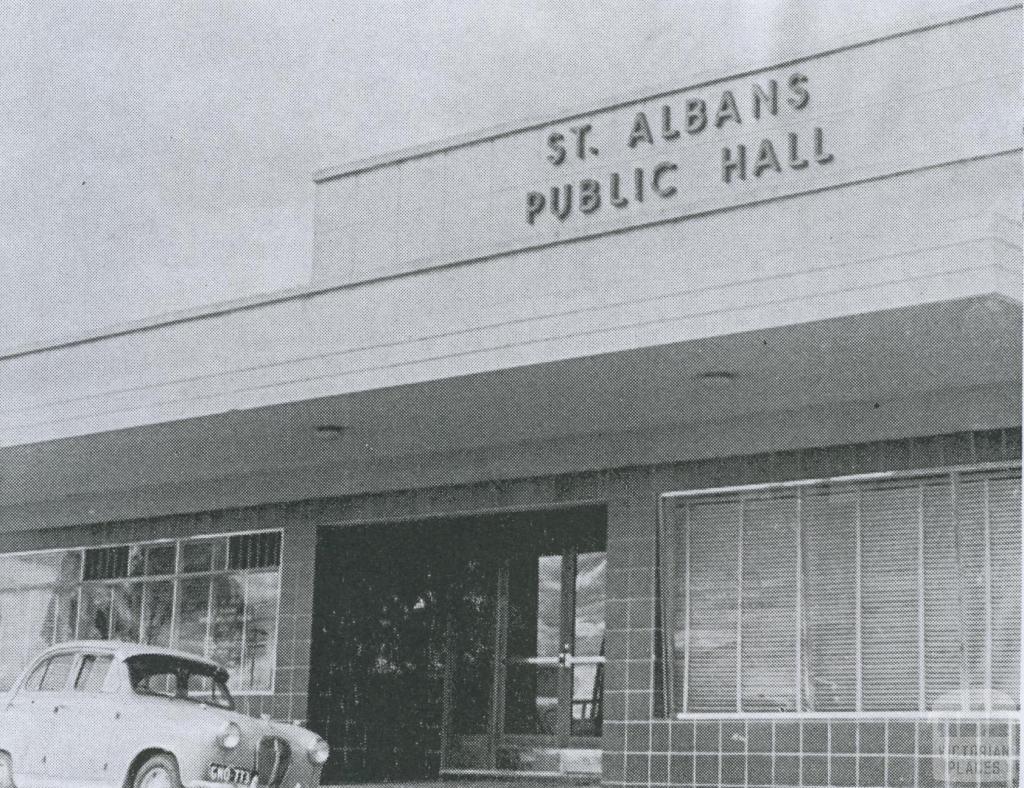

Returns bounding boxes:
[38,653,75,692]
[22,660,49,692]
[74,654,113,692]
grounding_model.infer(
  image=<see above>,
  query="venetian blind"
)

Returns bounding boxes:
[667,466,1021,715]
[684,495,739,712]
[801,486,857,711]
[740,493,798,712]
[978,470,1021,709]
[860,480,920,711]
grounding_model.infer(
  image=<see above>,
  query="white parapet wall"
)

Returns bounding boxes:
[1,6,1021,449]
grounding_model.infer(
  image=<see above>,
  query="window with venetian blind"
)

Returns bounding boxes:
[661,465,1021,715]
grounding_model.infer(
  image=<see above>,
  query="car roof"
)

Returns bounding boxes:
[36,640,222,670]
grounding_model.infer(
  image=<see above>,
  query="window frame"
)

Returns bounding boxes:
[73,652,115,693]
[33,652,78,693]
[0,528,284,697]
[659,461,1021,721]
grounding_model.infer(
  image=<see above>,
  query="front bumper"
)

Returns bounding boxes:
[186,777,315,781]
[185,764,321,788]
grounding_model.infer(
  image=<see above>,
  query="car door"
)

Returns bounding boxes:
[7,653,76,788]
[35,652,78,788]
[48,652,117,787]
[3,657,50,788]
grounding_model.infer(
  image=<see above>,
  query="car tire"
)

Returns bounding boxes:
[132,753,182,788]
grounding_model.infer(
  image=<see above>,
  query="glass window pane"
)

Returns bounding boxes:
[504,662,560,734]
[241,573,279,692]
[685,496,740,712]
[923,479,959,710]
[667,467,1021,718]
[182,538,226,573]
[79,583,141,643]
[0,551,81,690]
[741,494,797,712]
[54,587,79,645]
[536,555,562,658]
[505,553,563,734]
[229,532,282,570]
[574,552,605,657]
[988,474,1021,709]
[860,481,921,711]
[145,544,176,576]
[175,577,212,657]
[75,654,113,692]
[79,585,113,640]
[571,664,602,736]
[571,551,605,737]
[128,546,146,577]
[209,575,245,684]
[84,546,130,581]
[142,581,174,648]
[802,487,858,711]
[39,653,75,691]
[958,477,989,710]
[109,583,142,642]
[23,660,48,692]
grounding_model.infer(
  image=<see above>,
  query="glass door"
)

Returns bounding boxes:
[503,552,567,738]
[569,551,606,739]
[444,545,606,775]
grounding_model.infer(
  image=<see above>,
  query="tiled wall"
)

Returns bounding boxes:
[602,718,1019,787]
[601,427,1021,788]
[0,426,1018,785]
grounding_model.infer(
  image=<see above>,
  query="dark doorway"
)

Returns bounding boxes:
[308,505,605,784]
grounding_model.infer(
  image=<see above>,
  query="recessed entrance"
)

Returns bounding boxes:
[308,505,606,783]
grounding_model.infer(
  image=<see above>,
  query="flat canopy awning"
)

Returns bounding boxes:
[1,295,1019,531]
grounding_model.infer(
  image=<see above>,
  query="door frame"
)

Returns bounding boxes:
[441,523,606,774]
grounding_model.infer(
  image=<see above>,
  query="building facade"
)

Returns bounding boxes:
[1,6,1021,787]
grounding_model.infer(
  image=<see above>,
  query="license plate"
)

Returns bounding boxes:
[208,763,258,785]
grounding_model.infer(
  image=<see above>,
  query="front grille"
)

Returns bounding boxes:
[257,737,291,787]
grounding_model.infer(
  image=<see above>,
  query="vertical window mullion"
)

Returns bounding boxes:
[736,499,744,713]
[74,586,83,639]
[139,580,149,645]
[169,579,180,649]
[952,473,968,712]
[682,503,691,714]
[240,574,250,693]
[51,591,59,645]
[855,488,863,712]
[204,575,215,659]
[917,483,926,712]
[795,489,803,714]
[983,478,993,713]
[169,542,181,649]
[108,586,116,640]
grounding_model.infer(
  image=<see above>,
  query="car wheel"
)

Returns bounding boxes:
[132,754,182,788]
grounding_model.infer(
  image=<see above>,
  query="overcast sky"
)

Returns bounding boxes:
[1,0,975,347]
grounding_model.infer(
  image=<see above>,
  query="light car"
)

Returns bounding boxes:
[0,641,328,788]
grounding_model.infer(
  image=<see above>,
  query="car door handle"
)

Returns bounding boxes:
[53,703,67,713]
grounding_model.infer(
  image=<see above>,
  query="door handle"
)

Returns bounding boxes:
[566,656,606,666]
[521,657,561,666]
[53,703,67,713]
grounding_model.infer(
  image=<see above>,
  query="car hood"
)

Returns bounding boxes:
[129,694,320,749]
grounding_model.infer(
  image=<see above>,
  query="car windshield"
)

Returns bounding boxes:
[125,654,234,710]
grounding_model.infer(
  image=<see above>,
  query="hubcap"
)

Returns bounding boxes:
[140,765,173,788]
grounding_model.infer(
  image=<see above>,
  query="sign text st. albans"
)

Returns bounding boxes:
[525,72,835,226]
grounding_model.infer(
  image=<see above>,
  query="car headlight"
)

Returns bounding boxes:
[308,737,330,765]
[217,721,242,750]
